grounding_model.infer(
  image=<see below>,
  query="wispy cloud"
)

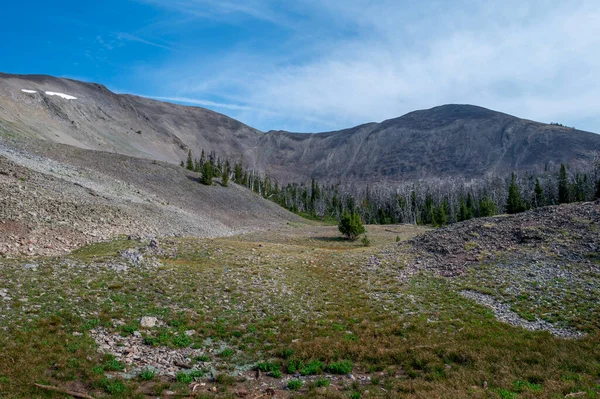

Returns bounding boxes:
[135,0,600,133]
[136,0,295,27]
[142,95,266,112]
[116,32,175,51]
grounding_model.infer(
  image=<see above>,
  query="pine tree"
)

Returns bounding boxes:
[479,195,496,217]
[466,193,474,219]
[200,162,213,185]
[432,202,448,227]
[222,160,230,187]
[338,210,365,240]
[200,150,206,168]
[506,173,525,214]
[186,149,194,170]
[534,178,544,207]
[558,164,570,204]
[458,195,473,222]
[233,161,243,182]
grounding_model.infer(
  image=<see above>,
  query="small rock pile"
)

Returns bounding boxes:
[90,325,208,377]
[404,201,600,276]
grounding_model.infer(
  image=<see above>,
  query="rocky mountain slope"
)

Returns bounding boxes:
[0,133,298,257]
[1,73,599,184]
[0,73,263,165]
[260,105,600,183]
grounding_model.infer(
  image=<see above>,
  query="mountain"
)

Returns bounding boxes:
[0,134,299,257]
[1,73,599,184]
[257,105,600,183]
[0,73,263,164]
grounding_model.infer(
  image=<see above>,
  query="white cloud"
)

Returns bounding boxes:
[144,95,267,112]
[138,0,600,133]
[116,33,175,51]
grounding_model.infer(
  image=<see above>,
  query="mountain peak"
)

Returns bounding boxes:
[1,73,599,184]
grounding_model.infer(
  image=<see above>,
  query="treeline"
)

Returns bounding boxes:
[276,165,600,226]
[181,149,280,195]
[182,148,600,226]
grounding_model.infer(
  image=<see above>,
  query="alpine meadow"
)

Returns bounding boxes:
[1,1,600,398]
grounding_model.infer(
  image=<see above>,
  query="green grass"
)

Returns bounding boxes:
[294,211,338,225]
[100,377,127,394]
[300,360,325,376]
[102,355,126,371]
[1,225,599,398]
[314,378,330,387]
[327,360,353,375]
[139,369,156,381]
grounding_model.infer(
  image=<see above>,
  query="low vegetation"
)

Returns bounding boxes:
[0,205,599,398]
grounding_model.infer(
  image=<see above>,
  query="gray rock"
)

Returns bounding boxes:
[140,316,158,328]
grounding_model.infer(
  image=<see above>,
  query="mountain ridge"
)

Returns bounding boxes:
[1,73,598,184]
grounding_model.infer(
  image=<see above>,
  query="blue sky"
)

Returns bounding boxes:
[2,0,600,133]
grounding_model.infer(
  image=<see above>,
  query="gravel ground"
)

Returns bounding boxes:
[460,290,585,338]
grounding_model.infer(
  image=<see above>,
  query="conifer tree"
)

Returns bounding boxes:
[466,193,474,219]
[338,210,365,240]
[234,161,244,182]
[186,149,194,170]
[534,178,544,207]
[222,160,230,187]
[506,173,525,214]
[433,202,448,226]
[558,164,570,204]
[200,162,213,185]
[200,150,206,167]
[479,195,496,217]
[458,198,468,222]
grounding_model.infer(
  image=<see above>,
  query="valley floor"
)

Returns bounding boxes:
[1,209,600,398]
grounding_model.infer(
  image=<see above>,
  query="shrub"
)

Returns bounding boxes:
[300,360,325,376]
[270,369,283,378]
[327,360,353,375]
[361,235,371,247]
[176,372,193,384]
[287,379,303,390]
[314,378,330,387]
[497,389,517,399]
[287,359,304,374]
[257,361,282,377]
[338,211,365,241]
[195,354,210,363]
[218,348,234,357]
[172,334,192,348]
[119,323,137,336]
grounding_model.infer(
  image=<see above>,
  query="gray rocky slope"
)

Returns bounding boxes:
[1,73,599,184]
[0,133,299,257]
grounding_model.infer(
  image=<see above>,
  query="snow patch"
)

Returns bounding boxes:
[21,89,37,94]
[45,91,77,100]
